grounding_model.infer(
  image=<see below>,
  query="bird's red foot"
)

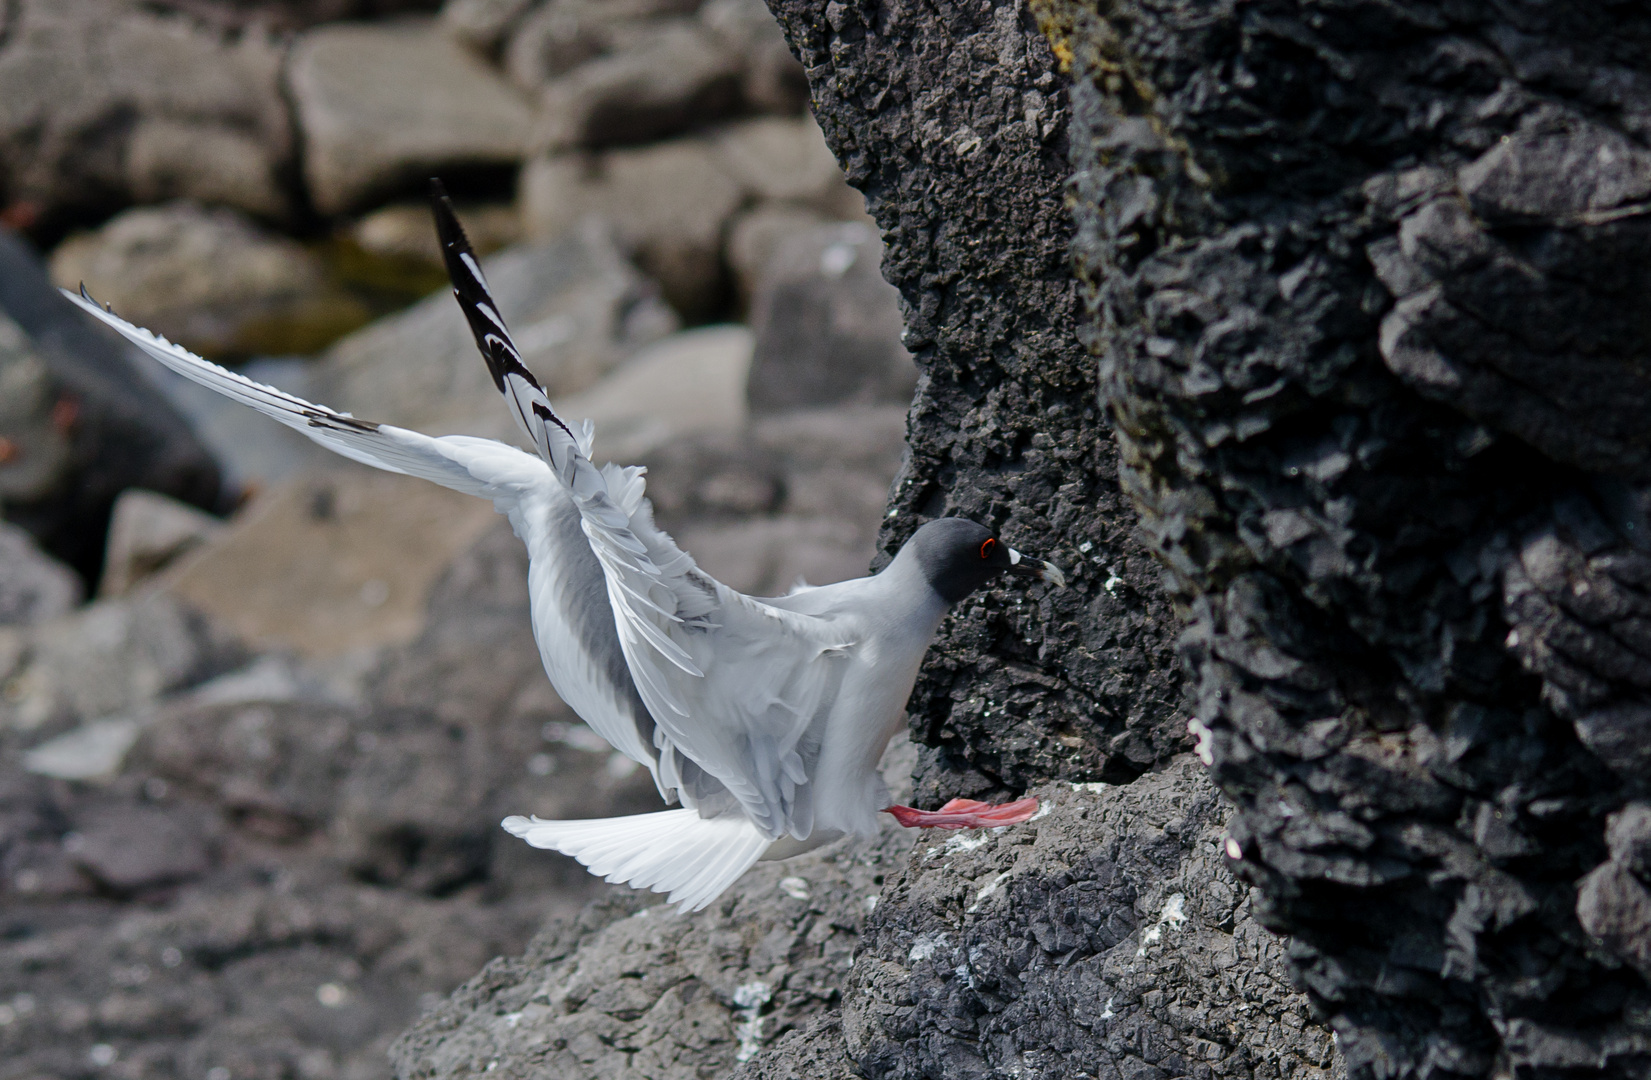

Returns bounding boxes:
[883,796,1040,830]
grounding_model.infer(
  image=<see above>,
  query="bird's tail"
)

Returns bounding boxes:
[502,808,770,911]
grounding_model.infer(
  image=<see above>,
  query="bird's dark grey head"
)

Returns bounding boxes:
[904,518,1066,605]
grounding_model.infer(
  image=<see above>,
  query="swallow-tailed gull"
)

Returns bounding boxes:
[61,184,1066,911]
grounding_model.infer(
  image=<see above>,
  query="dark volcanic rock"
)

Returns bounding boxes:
[390,761,1331,1080]
[766,0,1186,809]
[842,760,1335,1080]
[1043,0,1651,1074]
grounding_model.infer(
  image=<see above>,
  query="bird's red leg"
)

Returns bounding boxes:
[883,796,1040,829]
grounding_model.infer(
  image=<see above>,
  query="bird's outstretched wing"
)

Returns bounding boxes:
[60,285,527,496]
[432,184,856,840]
[57,287,674,787]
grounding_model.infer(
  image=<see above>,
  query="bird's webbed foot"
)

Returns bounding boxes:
[883,796,1040,829]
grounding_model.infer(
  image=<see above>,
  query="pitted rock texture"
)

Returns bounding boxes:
[1044,0,1651,1074]
[391,762,1336,1080]
[389,830,915,1080]
[765,0,1187,808]
[844,760,1336,1080]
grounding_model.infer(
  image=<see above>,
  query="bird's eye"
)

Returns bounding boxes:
[979,538,996,560]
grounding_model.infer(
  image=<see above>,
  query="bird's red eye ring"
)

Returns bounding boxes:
[979,538,996,560]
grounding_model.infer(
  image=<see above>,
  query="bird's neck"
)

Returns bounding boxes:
[874,545,953,630]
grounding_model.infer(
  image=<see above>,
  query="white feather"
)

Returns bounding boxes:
[502,809,770,911]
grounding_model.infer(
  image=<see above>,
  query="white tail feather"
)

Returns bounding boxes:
[501,809,769,911]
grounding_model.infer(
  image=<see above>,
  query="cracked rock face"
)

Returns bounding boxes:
[1043,0,1651,1073]
[389,828,917,1080]
[843,760,1336,1080]
[392,761,1336,1080]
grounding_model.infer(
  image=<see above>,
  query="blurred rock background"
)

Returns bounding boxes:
[0,1,918,1076]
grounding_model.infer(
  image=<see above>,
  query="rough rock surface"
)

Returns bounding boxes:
[389,827,913,1080]
[843,759,1335,1080]
[766,0,1187,811]
[1039,0,1651,1074]
[390,762,1334,1080]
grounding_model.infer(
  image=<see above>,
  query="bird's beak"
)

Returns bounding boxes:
[1006,548,1066,588]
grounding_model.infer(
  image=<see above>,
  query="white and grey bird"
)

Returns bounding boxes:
[61,186,1065,911]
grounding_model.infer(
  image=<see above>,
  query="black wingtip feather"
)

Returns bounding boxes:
[78,282,114,314]
[427,178,547,399]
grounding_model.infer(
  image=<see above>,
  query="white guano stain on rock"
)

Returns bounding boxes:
[967,871,1011,913]
[1136,893,1188,957]
[1187,718,1215,766]
[732,981,772,1062]
[908,933,950,963]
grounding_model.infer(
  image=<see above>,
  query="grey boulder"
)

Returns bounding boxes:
[502,0,706,91]
[50,201,366,359]
[0,590,232,737]
[699,0,810,115]
[440,0,538,53]
[726,203,831,306]
[521,139,744,320]
[747,224,915,414]
[97,489,226,600]
[0,521,81,627]
[288,20,535,215]
[522,118,865,320]
[535,19,744,151]
[0,0,292,221]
